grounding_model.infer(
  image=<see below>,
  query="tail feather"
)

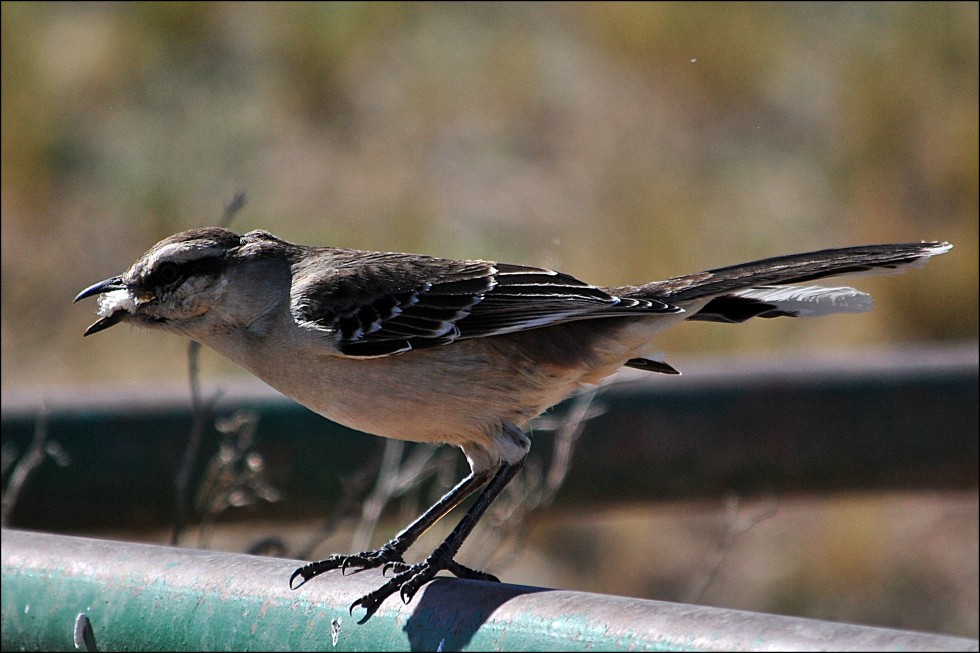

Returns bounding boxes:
[615,241,950,373]
[690,285,872,323]
[649,242,951,303]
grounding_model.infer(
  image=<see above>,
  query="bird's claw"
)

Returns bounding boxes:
[383,560,408,576]
[347,559,439,617]
[289,546,405,589]
[349,585,388,618]
[345,554,498,618]
[447,560,499,582]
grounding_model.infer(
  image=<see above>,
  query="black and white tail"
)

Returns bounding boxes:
[643,242,952,324]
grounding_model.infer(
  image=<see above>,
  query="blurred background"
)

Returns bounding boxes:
[2,1,977,639]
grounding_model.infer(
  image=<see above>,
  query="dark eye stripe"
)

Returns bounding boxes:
[150,257,226,287]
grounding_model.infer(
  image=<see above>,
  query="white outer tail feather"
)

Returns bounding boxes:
[732,285,873,318]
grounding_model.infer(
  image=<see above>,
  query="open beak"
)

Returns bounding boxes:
[74,276,128,336]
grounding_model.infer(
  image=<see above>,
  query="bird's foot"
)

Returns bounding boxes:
[383,558,498,583]
[350,550,498,618]
[289,544,404,588]
[288,544,497,591]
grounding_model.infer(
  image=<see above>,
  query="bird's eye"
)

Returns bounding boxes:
[156,261,181,285]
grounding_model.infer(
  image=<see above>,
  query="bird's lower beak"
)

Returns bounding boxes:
[82,311,127,336]
[74,276,131,336]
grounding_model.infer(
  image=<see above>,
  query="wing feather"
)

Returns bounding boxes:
[290,251,679,357]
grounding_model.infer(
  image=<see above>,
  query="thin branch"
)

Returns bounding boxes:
[686,494,779,603]
[171,342,219,545]
[171,192,245,545]
[221,191,247,228]
[1,408,51,526]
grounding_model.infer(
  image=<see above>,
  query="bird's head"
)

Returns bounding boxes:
[75,227,292,337]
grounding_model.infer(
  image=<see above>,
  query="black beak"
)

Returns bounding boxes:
[75,276,128,336]
[74,276,126,303]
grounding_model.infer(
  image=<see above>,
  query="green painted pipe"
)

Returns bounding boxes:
[3,529,976,651]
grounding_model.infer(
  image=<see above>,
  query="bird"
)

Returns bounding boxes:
[75,228,951,615]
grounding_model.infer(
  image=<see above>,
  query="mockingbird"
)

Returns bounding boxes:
[75,228,951,614]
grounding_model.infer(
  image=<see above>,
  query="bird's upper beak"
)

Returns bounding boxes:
[74,276,131,336]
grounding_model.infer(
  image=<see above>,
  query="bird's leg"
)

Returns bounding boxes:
[289,467,493,589]
[350,457,525,617]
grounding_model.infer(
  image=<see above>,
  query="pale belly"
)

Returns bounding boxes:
[203,312,690,454]
[247,336,585,448]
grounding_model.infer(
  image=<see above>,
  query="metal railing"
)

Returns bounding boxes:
[3,529,977,652]
[2,344,977,649]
